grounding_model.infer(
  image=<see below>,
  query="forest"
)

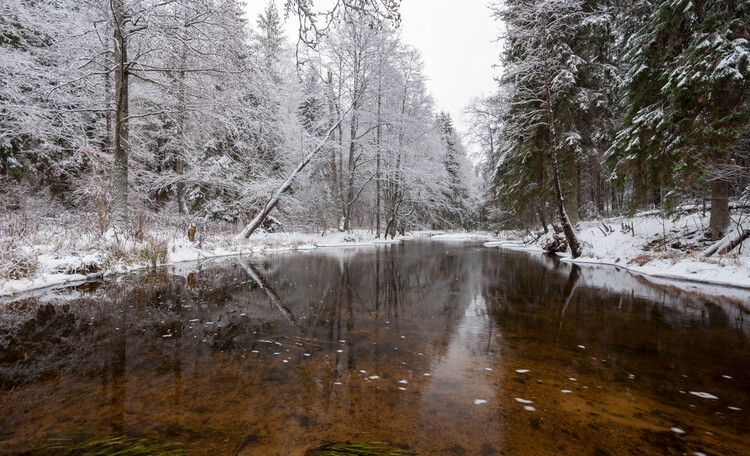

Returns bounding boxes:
[1,0,478,240]
[470,0,750,257]
[1,0,749,280]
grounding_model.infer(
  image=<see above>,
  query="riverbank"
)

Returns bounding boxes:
[0,218,409,298]
[2,209,749,299]
[484,211,750,290]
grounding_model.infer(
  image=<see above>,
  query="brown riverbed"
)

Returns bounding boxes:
[1,240,748,455]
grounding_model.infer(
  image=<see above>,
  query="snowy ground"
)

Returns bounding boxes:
[484,211,750,290]
[0,212,409,298]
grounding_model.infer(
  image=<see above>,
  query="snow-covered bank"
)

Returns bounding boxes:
[0,229,409,298]
[484,212,750,291]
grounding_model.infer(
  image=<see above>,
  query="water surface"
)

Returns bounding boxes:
[1,240,748,455]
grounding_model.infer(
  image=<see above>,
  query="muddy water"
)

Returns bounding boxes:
[1,240,749,455]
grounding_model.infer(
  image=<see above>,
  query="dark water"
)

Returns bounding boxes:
[1,240,749,455]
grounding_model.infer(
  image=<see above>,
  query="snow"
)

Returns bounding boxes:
[0,228,410,298]
[484,211,750,304]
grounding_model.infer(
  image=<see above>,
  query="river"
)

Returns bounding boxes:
[1,240,748,455]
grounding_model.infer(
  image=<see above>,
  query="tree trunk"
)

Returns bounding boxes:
[709,174,730,240]
[375,69,382,238]
[544,83,581,258]
[111,0,129,231]
[327,70,339,224]
[237,104,352,240]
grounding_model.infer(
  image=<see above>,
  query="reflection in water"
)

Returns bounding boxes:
[0,241,749,456]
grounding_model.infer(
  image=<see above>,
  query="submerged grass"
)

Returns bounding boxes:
[305,441,420,456]
[20,435,189,456]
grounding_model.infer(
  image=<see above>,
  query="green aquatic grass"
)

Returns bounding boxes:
[27,436,189,456]
[305,441,420,456]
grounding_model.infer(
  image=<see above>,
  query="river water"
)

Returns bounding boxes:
[1,240,748,455]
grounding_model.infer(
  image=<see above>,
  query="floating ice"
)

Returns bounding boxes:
[283,360,288,363]
[689,392,719,400]
[524,406,536,411]
[189,319,199,322]
[515,369,530,374]
[628,374,636,379]
[339,340,346,343]
[360,370,367,374]
[304,353,311,357]
[399,380,408,384]
[336,349,343,353]
[334,382,342,385]
[728,406,742,411]
[401,336,406,339]
[561,390,572,394]
[474,399,487,405]
[577,345,586,349]
[273,352,281,355]
[162,334,172,338]
[251,350,259,353]
[722,375,733,379]
[515,398,533,404]
[694,453,707,456]
[369,375,379,380]
[399,387,407,391]
[569,378,577,381]
[671,427,685,434]
[418,353,424,356]
[485,368,493,371]
[424,373,431,376]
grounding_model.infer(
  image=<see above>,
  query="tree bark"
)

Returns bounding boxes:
[111,0,129,230]
[709,175,730,240]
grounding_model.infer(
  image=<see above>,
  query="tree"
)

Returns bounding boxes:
[491,0,589,257]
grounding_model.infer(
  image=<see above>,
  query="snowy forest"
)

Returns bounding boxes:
[1,0,749,285]
[1,0,478,240]
[470,0,750,257]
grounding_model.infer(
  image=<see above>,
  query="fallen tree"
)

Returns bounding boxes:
[236,103,354,240]
[703,223,750,257]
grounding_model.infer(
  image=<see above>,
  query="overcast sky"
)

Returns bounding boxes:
[244,1,500,152]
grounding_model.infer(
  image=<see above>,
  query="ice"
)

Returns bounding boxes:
[399,387,407,391]
[722,375,733,379]
[728,406,742,411]
[577,345,586,349]
[336,349,343,353]
[689,392,719,400]
[484,368,493,371]
[474,399,487,405]
[523,406,536,411]
[399,380,408,384]
[515,369,530,374]
[424,373,431,376]
[369,375,379,379]
[561,390,572,394]
[671,428,686,434]
[568,378,577,381]
[515,398,533,404]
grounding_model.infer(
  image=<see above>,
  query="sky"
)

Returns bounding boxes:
[243,1,501,154]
